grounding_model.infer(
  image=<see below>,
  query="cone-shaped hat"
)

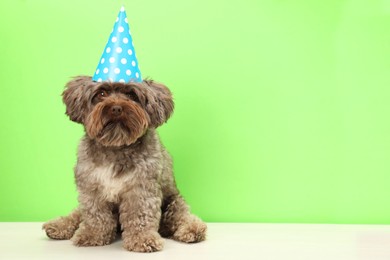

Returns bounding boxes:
[92,6,142,83]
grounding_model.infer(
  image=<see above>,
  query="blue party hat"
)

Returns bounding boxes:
[92,6,142,83]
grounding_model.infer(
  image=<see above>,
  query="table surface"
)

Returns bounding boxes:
[1,222,390,260]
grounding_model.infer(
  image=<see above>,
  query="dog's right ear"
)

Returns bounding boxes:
[142,80,174,128]
[62,76,94,124]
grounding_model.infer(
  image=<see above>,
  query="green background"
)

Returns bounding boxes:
[1,0,390,223]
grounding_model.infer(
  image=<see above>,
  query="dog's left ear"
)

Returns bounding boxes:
[142,80,174,128]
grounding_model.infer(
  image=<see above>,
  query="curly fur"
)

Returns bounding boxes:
[43,76,207,252]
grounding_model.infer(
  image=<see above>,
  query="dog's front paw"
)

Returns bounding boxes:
[71,224,115,247]
[123,231,164,252]
[173,217,207,243]
[43,218,77,240]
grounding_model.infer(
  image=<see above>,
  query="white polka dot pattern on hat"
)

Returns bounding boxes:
[92,6,142,83]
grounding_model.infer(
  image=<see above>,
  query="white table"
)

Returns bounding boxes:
[1,222,390,260]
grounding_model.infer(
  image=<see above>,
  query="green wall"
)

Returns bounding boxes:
[1,0,390,223]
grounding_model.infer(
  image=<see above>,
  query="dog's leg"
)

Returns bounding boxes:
[119,184,164,252]
[42,208,81,240]
[159,194,207,243]
[71,195,117,247]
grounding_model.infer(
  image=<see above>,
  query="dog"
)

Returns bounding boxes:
[42,76,207,252]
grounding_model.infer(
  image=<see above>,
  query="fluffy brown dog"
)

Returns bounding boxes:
[42,76,207,252]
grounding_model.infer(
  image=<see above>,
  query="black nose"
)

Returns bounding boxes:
[111,105,123,116]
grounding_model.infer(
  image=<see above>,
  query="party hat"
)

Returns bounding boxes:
[92,6,142,83]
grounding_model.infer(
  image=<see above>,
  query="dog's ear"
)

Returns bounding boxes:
[62,76,95,123]
[142,80,174,128]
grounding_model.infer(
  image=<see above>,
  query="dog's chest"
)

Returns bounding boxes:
[92,164,133,202]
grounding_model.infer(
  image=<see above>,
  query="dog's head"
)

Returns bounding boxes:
[62,76,174,147]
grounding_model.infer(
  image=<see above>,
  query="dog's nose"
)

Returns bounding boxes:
[111,105,123,116]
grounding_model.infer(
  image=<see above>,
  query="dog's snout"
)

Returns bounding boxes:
[111,105,123,116]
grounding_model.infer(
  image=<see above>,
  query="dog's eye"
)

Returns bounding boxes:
[126,92,140,103]
[92,90,109,104]
[97,90,109,99]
